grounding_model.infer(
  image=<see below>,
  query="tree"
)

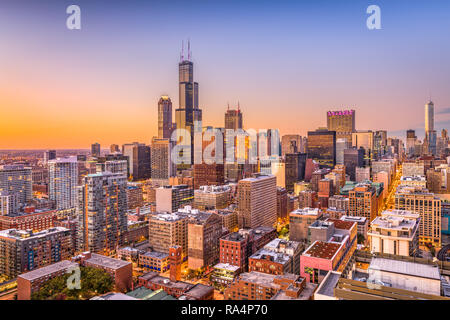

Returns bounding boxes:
[31,266,114,300]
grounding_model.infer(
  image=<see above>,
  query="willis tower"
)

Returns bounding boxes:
[175,40,202,164]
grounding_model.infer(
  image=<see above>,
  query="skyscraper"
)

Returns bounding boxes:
[110,144,120,153]
[48,156,78,210]
[336,138,349,165]
[158,96,173,139]
[122,142,151,181]
[344,147,365,181]
[281,135,303,156]
[237,174,277,229]
[0,165,32,206]
[76,172,128,253]
[43,150,56,164]
[285,153,307,192]
[91,143,101,157]
[326,109,355,143]
[406,129,417,157]
[425,100,437,156]
[175,42,202,164]
[225,105,243,130]
[151,137,176,181]
[306,129,336,168]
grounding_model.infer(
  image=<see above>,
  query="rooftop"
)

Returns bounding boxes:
[369,258,440,280]
[0,227,69,240]
[400,175,426,182]
[303,241,341,260]
[340,215,367,223]
[249,249,291,265]
[290,207,321,216]
[213,263,240,272]
[91,293,137,300]
[316,271,341,297]
[326,218,355,231]
[239,174,275,183]
[85,253,131,270]
[196,185,231,193]
[184,283,214,299]
[140,251,169,260]
[18,260,79,281]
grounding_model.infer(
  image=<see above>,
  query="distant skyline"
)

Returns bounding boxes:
[1,0,450,149]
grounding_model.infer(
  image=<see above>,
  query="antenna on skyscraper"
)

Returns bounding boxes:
[227,102,230,110]
[181,40,184,61]
[188,39,191,61]
[238,101,240,111]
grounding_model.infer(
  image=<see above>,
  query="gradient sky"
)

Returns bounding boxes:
[1,0,450,149]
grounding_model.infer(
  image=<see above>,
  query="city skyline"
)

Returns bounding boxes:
[1,0,450,149]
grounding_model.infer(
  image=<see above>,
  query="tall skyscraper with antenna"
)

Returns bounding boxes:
[175,40,202,164]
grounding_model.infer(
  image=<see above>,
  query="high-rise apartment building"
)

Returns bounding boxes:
[158,96,173,139]
[155,185,194,213]
[237,174,277,229]
[76,172,128,253]
[122,142,151,181]
[424,100,437,155]
[96,160,128,176]
[0,227,72,278]
[188,211,222,269]
[348,182,378,222]
[43,150,56,164]
[91,143,101,157]
[148,212,188,258]
[193,164,225,190]
[151,137,176,181]
[0,192,19,216]
[307,129,336,168]
[395,185,441,247]
[48,156,78,210]
[194,185,231,210]
[368,209,420,257]
[326,110,355,143]
[0,165,32,206]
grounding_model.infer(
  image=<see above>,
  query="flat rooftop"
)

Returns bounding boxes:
[303,241,341,260]
[250,249,291,265]
[369,258,440,280]
[340,215,367,223]
[213,263,240,272]
[184,283,214,299]
[18,260,79,281]
[400,175,426,181]
[140,251,169,260]
[0,227,69,240]
[86,253,131,270]
[326,219,355,230]
[371,216,418,231]
[290,207,321,216]
[316,271,341,297]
